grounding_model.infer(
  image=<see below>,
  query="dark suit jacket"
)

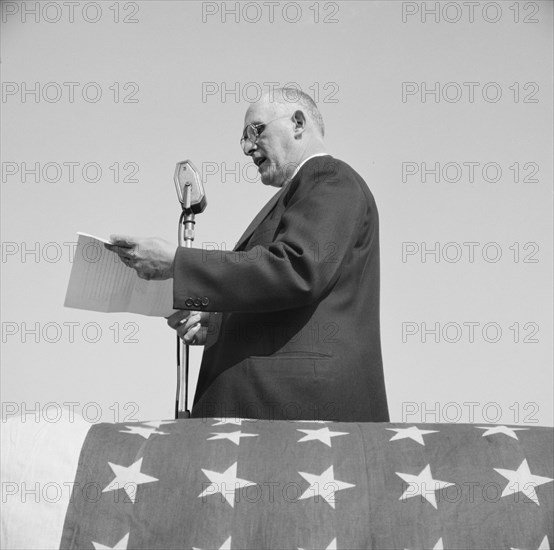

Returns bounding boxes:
[173,155,389,422]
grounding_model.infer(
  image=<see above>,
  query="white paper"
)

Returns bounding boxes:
[64,233,175,317]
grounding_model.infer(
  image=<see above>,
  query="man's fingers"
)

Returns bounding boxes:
[166,310,190,328]
[179,313,202,332]
[104,241,136,265]
[178,322,201,342]
[108,234,136,248]
[167,310,199,329]
[197,311,211,324]
[107,245,136,257]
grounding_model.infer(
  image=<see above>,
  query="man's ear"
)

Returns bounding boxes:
[292,110,306,138]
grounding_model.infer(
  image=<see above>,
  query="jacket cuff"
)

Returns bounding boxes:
[172,247,212,311]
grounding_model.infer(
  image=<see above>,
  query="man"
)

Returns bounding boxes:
[106,88,389,422]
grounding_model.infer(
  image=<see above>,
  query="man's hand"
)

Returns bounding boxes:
[104,235,177,280]
[167,310,210,345]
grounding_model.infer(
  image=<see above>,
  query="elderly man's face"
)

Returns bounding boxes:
[242,100,296,187]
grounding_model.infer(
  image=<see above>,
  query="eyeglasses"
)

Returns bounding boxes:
[240,115,291,149]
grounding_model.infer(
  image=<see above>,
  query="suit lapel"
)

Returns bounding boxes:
[233,154,330,251]
[234,186,286,250]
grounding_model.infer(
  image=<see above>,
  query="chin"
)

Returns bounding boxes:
[260,169,274,187]
[261,177,276,187]
[260,168,284,188]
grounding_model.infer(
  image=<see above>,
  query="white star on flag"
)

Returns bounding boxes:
[142,420,176,429]
[119,425,169,439]
[198,462,256,507]
[494,459,553,505]
[511,535,550,550]
[193,535,232,550]
[386,426,439,446]
[297,427,349,447]
[92,532,129,549]
[298,537,337,550]
[396,464,454,509]
[298,465,355,509]
[207,431,259,445]
[211,418,256,426]
[476,425,529,440]
[103,458,158,504]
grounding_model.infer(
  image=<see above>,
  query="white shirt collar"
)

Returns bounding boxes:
[283,153,329,187]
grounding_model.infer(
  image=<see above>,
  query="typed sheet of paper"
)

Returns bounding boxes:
[64,233,175,317]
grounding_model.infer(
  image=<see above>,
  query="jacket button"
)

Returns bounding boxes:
[193,298,202,307]
[201,297,210,306]
[185,298,194,308]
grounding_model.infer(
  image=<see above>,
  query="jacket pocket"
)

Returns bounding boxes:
[246,355,334,382]
[250,350,332,360]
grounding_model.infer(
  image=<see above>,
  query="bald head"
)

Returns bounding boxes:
[266,88,325,137]
[242,89,327,187]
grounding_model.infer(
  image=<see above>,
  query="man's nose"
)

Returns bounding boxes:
[242,139,257,156]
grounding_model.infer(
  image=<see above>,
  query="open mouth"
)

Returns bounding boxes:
[254,156,267,169]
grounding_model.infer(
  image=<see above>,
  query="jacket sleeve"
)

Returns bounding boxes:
[173,160,372,313]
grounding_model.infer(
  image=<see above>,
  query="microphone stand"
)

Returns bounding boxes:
[175,181,196,419]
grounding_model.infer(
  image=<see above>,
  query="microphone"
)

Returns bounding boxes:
[174,160,207,214]
[173,160,207,420]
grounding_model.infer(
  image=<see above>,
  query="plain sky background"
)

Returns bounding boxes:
[1,0,552,426]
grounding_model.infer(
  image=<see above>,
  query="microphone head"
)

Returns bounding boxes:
[174,160,207,214]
